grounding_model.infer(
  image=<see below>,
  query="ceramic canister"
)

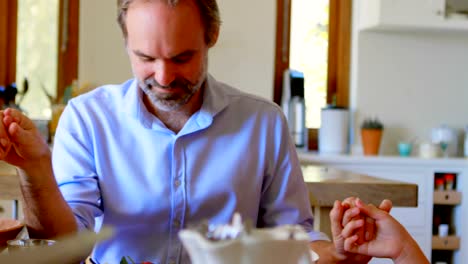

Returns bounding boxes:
[318,107,349,154]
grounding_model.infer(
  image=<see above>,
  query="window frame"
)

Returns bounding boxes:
[0,0,79,103]
[0,1,18,87]
[57,0,80,104]
[274,0,352,108]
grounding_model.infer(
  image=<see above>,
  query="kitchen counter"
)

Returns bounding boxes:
[302,165,418,238]
[298,150,468,167]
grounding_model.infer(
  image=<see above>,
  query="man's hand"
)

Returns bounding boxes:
[1,108,50,170]
[0,110,12,159]
[310,240,346,264]
[329,198,392,264]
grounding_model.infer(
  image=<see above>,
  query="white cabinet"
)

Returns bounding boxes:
[298,152,468,263]
[358,0,468,32]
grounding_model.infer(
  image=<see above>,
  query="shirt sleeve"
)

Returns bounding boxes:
[258,108,330,242]
[52,100,103,231]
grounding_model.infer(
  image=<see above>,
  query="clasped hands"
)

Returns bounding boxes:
[330,196,420,263]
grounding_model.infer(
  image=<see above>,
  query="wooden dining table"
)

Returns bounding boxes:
[0,160,418,239]
[302,165,418,238]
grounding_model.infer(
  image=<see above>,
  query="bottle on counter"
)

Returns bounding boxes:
[288,95,306,148]
[282,69,306,148]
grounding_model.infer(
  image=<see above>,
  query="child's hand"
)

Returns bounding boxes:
[341,199,407,259]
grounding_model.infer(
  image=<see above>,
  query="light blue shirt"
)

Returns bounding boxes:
[52,74,328,264]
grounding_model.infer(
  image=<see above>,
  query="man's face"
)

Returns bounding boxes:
[125,0,210,111]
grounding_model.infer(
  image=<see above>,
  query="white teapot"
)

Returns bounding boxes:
[431,124,458,157]
[179,213,319,264]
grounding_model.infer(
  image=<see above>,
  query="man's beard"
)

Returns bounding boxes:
[138,60,207,112]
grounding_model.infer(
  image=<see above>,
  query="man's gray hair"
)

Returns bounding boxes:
[117,0,221,46]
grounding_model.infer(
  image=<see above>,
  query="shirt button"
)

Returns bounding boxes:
[173,219,180,228]
[174,180,181,187]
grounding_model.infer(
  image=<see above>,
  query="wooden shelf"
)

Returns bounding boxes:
[432,236,460,250]
[433,190,462,205]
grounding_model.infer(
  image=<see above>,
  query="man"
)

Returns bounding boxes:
[0,0,378,263]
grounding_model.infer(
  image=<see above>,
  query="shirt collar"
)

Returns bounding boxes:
[124,79,155,129]
[123,74,230,131]
[198,74,230,118]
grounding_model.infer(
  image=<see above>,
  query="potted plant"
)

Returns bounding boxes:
[361,117,384,155]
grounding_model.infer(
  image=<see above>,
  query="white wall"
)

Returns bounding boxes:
[78,0,276,100]
[79,2,131,86]
[349,0,468,156]
[353,31,468,155]
[209,1,276,100]
[79,1,468,156]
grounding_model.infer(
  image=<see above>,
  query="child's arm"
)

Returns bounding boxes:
[341,199,429,264]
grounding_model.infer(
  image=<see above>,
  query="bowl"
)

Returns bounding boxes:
[0,218,24,251]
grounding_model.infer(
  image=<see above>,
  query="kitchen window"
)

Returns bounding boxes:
[0,0,78,119]
[274,0,352,128]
